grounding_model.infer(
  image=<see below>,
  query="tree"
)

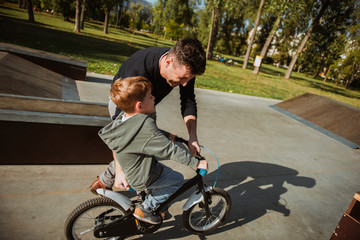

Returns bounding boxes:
[27,0,35,22]
[243,0,266,69]
[80,0,86,29]
[153,0,166,37]
[114,0,125,29]
[162,0,196,39]
[212,0,248,56]
[196,7,211,47]
[74,0,81,33]
[328,1,360,88]
[55,0,74,21]
[165,19,184,40]
[284,0,331,80]
[102,0,117,34]
[253,0,289,74]
[129,2,152,31]
[206,0,223,60]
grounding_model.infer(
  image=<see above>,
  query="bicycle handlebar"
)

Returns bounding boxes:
[175,136,188,145]
[175,136,207,176]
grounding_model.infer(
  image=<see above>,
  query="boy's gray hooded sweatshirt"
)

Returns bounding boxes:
[98,112,198,192]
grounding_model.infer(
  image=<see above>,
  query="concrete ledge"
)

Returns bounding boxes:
[0,109,112,164]
[0,109,110,127]
[0,94,109,118]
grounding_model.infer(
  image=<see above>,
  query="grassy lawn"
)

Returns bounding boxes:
[1,3,359,108]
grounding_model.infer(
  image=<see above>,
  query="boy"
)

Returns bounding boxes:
[98,76,208,224]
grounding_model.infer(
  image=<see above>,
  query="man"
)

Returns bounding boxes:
[90,38,206,193]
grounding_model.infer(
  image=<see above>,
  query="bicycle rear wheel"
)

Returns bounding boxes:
[182,187,231,235]
[64,197,126,240]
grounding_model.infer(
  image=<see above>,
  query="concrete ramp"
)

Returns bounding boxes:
[0,51,65,98]
[272,93,360,148]
[0,42,87,80]
[0,45,111,164]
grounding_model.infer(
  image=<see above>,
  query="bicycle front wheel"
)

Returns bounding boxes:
[182,187,231,235]
[64,197,126,240]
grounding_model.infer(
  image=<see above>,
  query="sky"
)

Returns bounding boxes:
[146,0,157,5]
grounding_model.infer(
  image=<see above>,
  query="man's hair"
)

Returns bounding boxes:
[168,38,206,76]
[111,76,152,113]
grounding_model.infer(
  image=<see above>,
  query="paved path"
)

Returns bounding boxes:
[0,73,359,240]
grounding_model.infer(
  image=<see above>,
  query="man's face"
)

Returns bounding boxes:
[162,57,195,87]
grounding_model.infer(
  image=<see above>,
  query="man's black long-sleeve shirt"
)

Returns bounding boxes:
[113,47,197,118]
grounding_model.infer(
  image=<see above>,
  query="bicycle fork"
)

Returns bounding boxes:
[198,176,211,218]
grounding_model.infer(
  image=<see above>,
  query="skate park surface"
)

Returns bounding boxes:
[0,72,359,240]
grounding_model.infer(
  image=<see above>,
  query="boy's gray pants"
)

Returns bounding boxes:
[99,161,116,188]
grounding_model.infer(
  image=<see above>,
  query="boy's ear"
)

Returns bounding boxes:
[134,101,142,112]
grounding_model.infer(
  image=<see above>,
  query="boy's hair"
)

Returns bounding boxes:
[111,76,153,113]
[168,38,206,76]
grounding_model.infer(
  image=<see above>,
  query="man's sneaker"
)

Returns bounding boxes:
[89,177,112,195]
[133,205,162,224]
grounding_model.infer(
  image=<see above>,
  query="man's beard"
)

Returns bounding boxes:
[167,79,179,87]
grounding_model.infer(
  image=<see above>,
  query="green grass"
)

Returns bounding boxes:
[1,3,359,108]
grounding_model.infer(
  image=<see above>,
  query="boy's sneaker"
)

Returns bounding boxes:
[133,205,162,224]
[89,177,112,195]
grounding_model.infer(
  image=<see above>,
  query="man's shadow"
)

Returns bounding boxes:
[135,161,316,239]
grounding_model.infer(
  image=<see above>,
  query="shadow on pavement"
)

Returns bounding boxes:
[137,161,316,239]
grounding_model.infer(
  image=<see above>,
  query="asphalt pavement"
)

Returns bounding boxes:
[0,73,359,240]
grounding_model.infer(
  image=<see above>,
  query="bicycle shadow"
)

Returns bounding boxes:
[136,161,316,239]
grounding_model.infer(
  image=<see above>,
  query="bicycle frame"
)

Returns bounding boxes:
[93,170,211,238]
[154,170,211,216]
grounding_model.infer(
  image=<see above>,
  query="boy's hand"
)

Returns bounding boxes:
[114,171,130,190]
[113,152,130,190]
[196,160,208,171]
[169,133,177,143]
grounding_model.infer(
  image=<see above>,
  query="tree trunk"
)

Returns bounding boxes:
[74,0,81,33]
[80,0,86,30]
[253,12,282,74]
[323,67,330,82]
[243,0,266,69]
[27,0,34,23]
[297,64,302,73]
[104,9,110,34]
[206,5,220,60]
[284,0,330,80]
[115,1,124,29]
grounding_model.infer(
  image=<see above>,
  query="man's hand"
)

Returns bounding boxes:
[188,137,201,157]
[184,115,200,156]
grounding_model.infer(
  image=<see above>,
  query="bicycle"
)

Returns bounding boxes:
[64,137,231,240]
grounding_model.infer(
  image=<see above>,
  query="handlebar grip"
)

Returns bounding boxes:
[123,184,135,192]
[199,169,207,176]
